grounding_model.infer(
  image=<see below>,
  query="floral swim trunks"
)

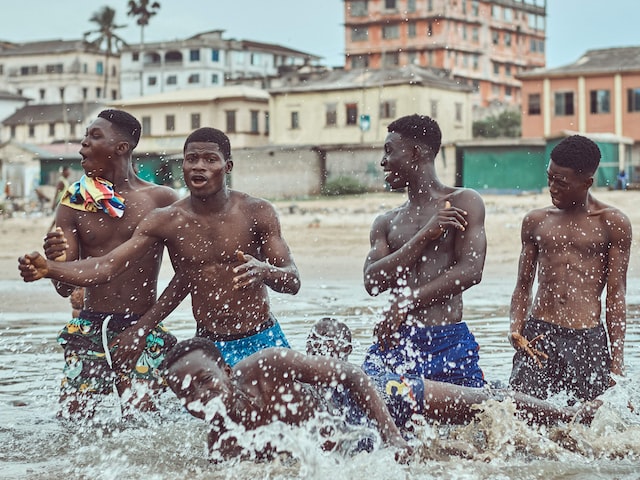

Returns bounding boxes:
[57,310,177,394]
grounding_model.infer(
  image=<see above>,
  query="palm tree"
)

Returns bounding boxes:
[127,0,161,96]
[84,6,128,99]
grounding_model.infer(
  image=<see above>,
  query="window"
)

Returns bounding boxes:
[325,103,337,126]
[191,113,201,130]
[211,73,219,84]
[96,87,102,98]
[380,100,396,119]
[46,64,63,74]
[142,116,151,135]
[49,123,55,136]
[455,102,463,122]
[96,61,103,75]
[111,89,117,100]
[148,76,157,86]
[166,75,177,85]
[69,122,76,137]
[628,88,640,112]
[505,86,512,97]
[351,27,368,42]
[408,22,417,38]
[188,74,200,84]
[493,62,500,75]
[528,93,541,115]
[407,51,417,64]
[505,33,512,47]
[82,87,88,100]
[505,64,512,77]
[132,52,139,61]
[384,0,396,9]
[351,55,369,68]
[20,65,37,75]
[211,49,220,62]
[250,110,259,133]
[10,125,15,138]
[472,27,479,43]
[350,0,368,16]
[346,103,358,125]
[407,0,416,12]
[226,111,237,133]
[383,51,399,66]
[472,0,479,15]
[427,22,433,36]
[39,89,45,100]
[554,92,574,116]
[189,49,200,61]
[165,115,175,132]
[29,125,35,137]
[290,111,299,129]
[590,89,610,114]
[492,31,499,45]
[264,111,269,135]
[382,24,399,39]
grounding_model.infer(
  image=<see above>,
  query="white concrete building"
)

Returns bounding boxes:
[119,30,320,99]
[0,39,119,104]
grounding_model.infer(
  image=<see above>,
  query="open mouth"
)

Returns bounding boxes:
[191,175,207,186]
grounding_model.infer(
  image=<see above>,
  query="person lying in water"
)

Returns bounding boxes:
[161,337,412,463]
[306,318,601,431]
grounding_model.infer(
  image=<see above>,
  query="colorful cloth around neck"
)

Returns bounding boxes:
[60,175,125,218]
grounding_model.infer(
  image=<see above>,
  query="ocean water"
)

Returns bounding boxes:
[1,274,640,479]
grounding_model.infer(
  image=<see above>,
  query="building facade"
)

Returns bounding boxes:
[343,0,547,113]
[119,30,321,99]
[0,39,119,104]
[268,65,473,147]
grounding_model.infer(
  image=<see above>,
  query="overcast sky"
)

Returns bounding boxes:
[0,0,637,68]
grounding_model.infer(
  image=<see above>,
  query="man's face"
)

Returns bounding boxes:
[165,351,229,420]
[547,159,592,209]
[381,131,413,190]
[182,142,232,197]
[79,118,124,178]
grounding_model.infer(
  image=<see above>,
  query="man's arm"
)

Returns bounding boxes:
[288,352,410,455]
[363,200,468,296]
[233,201,300,294]
[110,270,189,371]
[603,210,632,376]
[408,191,486,309]
[44,205,80,297]
[20,212,163,285]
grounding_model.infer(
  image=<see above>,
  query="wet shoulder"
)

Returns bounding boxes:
[134,179,180,208]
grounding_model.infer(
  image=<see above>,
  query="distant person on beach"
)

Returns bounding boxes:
[37,109,180,419]
[509,135,632,402]
[362,114,486,388]
[19,127,300,374]
[51,165,71,212]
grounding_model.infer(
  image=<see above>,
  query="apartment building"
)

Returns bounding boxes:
[119,30,321,99]
[0,39,119,104]
[343,0,547,113]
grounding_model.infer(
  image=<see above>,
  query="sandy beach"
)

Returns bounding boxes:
[2,189,639,314]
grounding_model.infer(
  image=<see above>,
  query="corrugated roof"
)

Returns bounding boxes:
[519,46,640,78]
[268,65,472,94]
[2,102,106,125]
[0,38,103,56]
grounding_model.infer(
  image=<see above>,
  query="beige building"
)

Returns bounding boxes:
[268,65,473,147]
[111,85,271,155]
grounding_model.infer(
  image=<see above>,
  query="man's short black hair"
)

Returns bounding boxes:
[387,114,442,156]
[98,109,141,149]
[184,127,231,161]
[161,337,226,374]
[551,135,601,176]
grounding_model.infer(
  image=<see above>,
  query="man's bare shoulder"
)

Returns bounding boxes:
[134,180,180,207]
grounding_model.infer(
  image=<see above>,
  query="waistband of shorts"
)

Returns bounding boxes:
[196,314,276,342]
[78,310,140,324]
[527,316,604,335]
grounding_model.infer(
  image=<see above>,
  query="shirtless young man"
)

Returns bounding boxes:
[362,114,486,388]
[20,127,300,371]
[42,109,179,418]
[509,135,632,402]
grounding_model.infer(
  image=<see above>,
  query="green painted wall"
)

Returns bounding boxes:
[460,145,547,193]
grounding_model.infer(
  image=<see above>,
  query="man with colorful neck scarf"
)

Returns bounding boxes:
[44,109,180,419]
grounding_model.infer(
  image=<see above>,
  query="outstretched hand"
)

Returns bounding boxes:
[510,332,548,368]
[18,252,49,282]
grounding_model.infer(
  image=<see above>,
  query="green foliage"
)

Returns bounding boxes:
[473,110,522,138]
[322,176,369,196]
